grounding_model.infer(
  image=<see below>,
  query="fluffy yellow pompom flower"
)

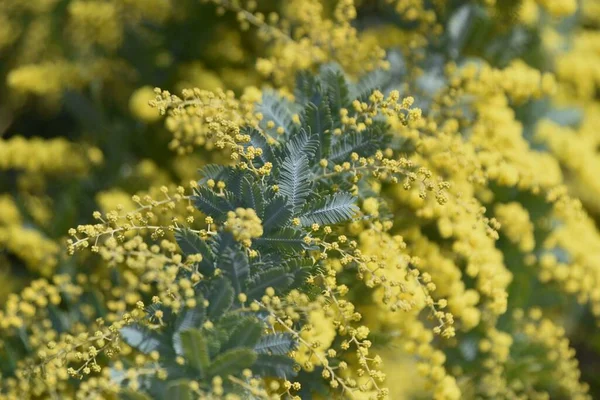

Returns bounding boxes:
[362,197,380,217]
[129,86,161,123]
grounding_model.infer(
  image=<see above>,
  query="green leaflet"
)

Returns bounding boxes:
[180,329,210,375]
[329,124,386,164]
[222,317,263,351]
[174,228,215,275]
[282,128,319,161]
[254,333,296,355]
[294,70,321,106]
[251,353,297,378]
[246,267,294,300]
[165,380,193,400]
[350,67,391,102]
[241,177,265,218]
[120,324,168,354]
[207,279,235,319]
[219,247,250,295]
[300,193,358,227]
[197,164,234,184]
[192,186,234,222]
[258,91,298,139]
[302,101,333,160]
[173,297,205,356]
[322,66,351,125]
[203,327,224,360]
[207,348,257,378]
[174,228,209,258]
[262,195,292,233]
[278,154,311,213]
[254,227,306,253]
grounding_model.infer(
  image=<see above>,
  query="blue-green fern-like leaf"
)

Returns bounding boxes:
[278,155,311,213]
[180,329,210,375]
[198,165,245,196]
[198,164,233,185]
[246,267,295,299]
[207,348,257,378]
[166,380,193,400]
[174,228,215,275]
[241,177,265,218]
[300,193,358,227]
[121,324,170,354]
[322,65,351,124]
[254,333,297,355]
[173,296,205,355]
[302,102,333,160]
[258,92,297,138]
[295,71,321,106]
[206,278,235,319]
[329,124,386,164]
[222,317,263,351]
[219,247,250,295]
[192,187,235,222]
[262,196,292,233]
[282,129,319,161]
[175,228,210,258]
[254,227,306,253]
[251,354,297,378]
[350,68,391,102]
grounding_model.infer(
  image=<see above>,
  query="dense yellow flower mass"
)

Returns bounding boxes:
[226,208,264,246]
[1,0,600,399]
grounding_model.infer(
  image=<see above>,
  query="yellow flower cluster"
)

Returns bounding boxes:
[536,0,578,17]
[3,1,600,399]
[294,308,337,369]
[7,62,84,97]
[404,229,482,331]
[1,0,171,107]
[226,207,264,246]
[494,202,535,252]
[486,308,592,399]
[0,0,59,55]
[457,60,556,105]
[477,327,516,398]
[67,1,123,51]
[0,136,102,174]
[262,284,388,398]
[557,31,600,100]
[67,185,196,254]
[206,0,388,85]
[389,134,511,322]
[0,195,21,226]
[0,225,60,276]
[537,213,600,316]
[151,87,258,154]
[0,277,68,331]
[521,314,589,398]
[0,195,59,276]
[536,118,600,214]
